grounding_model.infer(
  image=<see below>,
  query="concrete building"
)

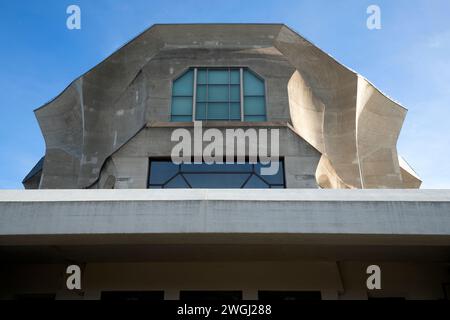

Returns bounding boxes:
[1,24,449,300]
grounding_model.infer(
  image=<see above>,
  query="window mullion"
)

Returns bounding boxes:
[192,68,197,121]
[228,68,231,121]
[240,68,244,121]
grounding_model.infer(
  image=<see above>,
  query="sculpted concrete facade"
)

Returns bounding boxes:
[7,24,443,301]
[28,24,421,190]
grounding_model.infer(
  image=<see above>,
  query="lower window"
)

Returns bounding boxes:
[101,291,164,301]
[258,291,322,301]
[148,159,285,189]
[179,291,243,301]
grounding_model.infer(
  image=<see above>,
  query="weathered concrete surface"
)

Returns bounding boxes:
[1,190,449,245]
[92,123,321,189]
[33,24,420,189]
[280,25,419,189]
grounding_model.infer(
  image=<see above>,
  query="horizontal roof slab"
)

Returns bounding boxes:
[0,190,449,244]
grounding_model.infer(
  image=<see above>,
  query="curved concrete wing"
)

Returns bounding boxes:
[356,76,406,188]
[278,26,421,188]
[35,26,165,188]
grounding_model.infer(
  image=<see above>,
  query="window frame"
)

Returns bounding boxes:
[170,67,267,122]
[147,157,286,189]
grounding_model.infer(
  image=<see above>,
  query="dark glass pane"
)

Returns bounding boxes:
[173,70,194,96]
[243,174,269,188]
[244,115,266,122]
[255,161,284,184]
[195,103,207,120]
[230,70,240,84]
[171,115,192,122]
[164,174,189,188]
[181,162,252,173]
[197,69,207,84]
[208,103,229,120]
[208,70,229,84]
[230,85,240,101]
[243,70,264,96]
[244,97,265,115]
[196,85,207,102]
[184,173,250,188]
[208,85,229,102]
[172,97,193,115]
[149,162,179,185]
[230,103,241,120]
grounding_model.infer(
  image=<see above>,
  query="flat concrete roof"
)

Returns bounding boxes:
[0,190,450,245]
[1,189,450,202]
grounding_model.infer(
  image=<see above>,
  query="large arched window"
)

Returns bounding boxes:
[171,67,266,122]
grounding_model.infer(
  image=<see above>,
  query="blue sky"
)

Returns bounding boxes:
[0,0,449,189]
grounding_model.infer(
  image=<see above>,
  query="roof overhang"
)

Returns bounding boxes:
[1,189,449,242]
[1,189,449,262]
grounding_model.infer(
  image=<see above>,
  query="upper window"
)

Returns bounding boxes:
[171,67,266,122]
